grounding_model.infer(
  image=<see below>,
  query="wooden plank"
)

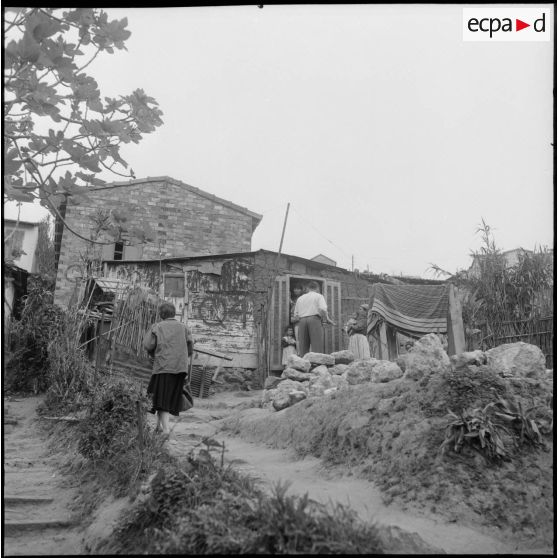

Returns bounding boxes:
[378,321,389,360]
[447,284,466,356]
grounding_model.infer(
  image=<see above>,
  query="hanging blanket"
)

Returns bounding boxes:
[367,284,449,337]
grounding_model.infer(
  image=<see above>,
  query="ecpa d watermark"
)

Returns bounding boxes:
[463,8,551,41]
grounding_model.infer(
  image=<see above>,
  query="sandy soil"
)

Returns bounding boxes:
[163,390,553,555]
[3,391,553,555]
[3,396,84,556]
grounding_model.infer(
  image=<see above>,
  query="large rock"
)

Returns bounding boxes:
[264,376,284,389]
[308,367,335,397]
[261,388,278,409]
[330,350,355,365]
[450,350,487,371]
[371,360,403,383]
[288,390,307,405]
[331,374,349,390]
[330,363,349,376]
[287,354,312,373]
[486,342,546,378]
[403,333,451,381]
[303,352,335,367]
[269,379,309,411]
[281,368,313,382]
[272,394,291,411]
[344,359,378,385]
[311,364,330,376]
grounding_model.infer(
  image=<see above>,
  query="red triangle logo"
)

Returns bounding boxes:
[516,19,530,31]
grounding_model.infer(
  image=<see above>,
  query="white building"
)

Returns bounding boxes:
[4,218,40,273]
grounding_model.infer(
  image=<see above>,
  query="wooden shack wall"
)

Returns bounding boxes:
[104,251,376,374]
[252,252,374,355]
[104,255,260,369]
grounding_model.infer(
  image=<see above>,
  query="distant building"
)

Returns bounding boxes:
[311,253,337,267]
[468,248,534,278]
[3,219,40,273]
[54,176,263,306]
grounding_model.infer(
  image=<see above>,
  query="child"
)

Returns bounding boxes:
[281,325,297,368]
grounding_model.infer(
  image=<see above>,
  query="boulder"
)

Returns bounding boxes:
[264,376,284,390]
[371,361,403,383]
[330,363,349,376]
[269,379,309,411]
[323,387,338,396]
[275,379,306,394]
[288,390,307,405]
[311,364,330,376]
[287,354,312,373]
[395,354,410,373]
[261,388,278,409]
[331,374,349,391]
[272,394,291,411]
[330,350,355,365]
[486,342,546,378]
[450,350,487,371]
[281,368,313,382]
[303,352,335,367]
[403,333,451,381]
[308,367,335,397]
[344,359,378,385]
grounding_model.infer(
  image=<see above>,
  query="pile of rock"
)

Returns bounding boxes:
[262,344,408,411]
[262,333,551,412]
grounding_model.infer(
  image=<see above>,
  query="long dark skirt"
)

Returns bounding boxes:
[147,372,186,416]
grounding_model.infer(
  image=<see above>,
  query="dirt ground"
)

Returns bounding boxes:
[3,396,84,556]
[3,391,554,555]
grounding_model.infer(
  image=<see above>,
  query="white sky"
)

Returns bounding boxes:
[4,4,555,277]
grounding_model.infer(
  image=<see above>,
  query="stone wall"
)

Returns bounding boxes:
[54,177,260,306]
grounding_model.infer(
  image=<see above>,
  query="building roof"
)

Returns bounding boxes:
[103,248,349,271]
[311,253,337,265]
[101,249,445,284]
[4,218,40,227]
[87,176,263,229]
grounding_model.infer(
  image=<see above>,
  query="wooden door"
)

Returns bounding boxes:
[269,275,290,370]
[324,279,342,353]
[161,272,188,322]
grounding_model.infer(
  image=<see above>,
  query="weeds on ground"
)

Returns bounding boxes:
[5,276,65,393]
[226,380,553,540]
[101,439,385,555]
[76,377,171,496]
[440,396,547,463]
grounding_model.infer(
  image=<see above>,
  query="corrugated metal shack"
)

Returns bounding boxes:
[100,249,386,385]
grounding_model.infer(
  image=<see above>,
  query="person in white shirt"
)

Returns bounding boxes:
[293,281,335,356]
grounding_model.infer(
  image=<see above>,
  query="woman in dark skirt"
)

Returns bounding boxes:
[143,302,194,436]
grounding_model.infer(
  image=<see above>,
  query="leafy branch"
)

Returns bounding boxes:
[3,7,164,244]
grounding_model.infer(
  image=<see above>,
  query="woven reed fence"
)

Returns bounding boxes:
[478,316,554,368]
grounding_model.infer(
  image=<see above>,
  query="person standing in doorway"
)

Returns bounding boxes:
[293,280,335,356]
[345,304,371,360]
[143,302,194,439]
[290,285,303,353]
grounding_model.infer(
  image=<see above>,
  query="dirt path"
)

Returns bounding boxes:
[164,391,553,555]
[3,392,552,555]
[3,396,84,556]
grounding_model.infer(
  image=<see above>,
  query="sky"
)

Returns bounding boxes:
[4,4,555,277]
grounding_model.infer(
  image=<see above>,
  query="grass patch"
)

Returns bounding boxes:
[99,442,385,555]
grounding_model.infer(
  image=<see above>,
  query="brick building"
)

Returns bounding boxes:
[54,176,262,305]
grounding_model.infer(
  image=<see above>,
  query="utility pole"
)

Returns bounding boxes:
[266,203,291,378]
[351,255,354,272]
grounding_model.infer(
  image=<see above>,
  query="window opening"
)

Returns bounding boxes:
[114,241,124,261]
